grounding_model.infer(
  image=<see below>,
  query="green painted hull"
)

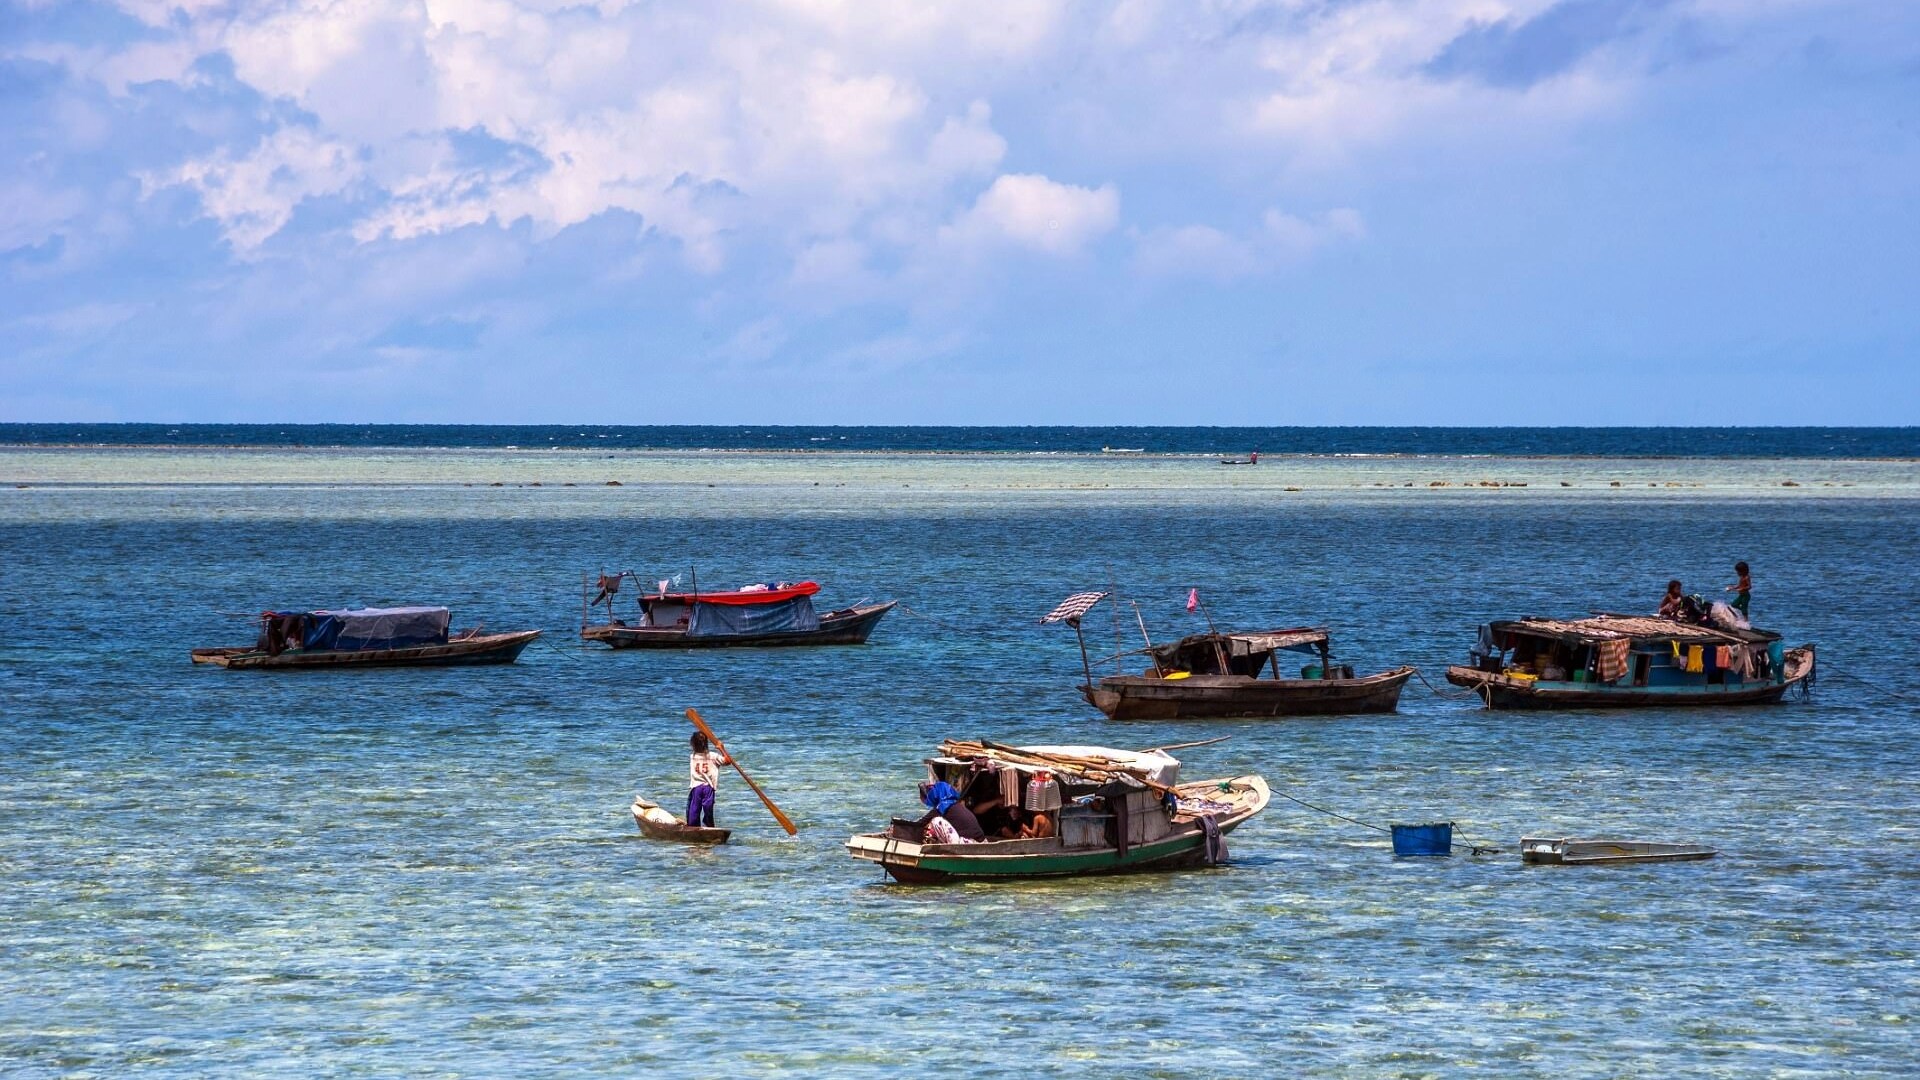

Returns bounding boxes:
[846,775,1268,884]
[906,832,1213,882]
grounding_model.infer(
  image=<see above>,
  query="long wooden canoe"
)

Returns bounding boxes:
[631,797,731,844]
[190,629,542,669]
[846,775,1268,884]
[1085,666,1412,720]
[1521,837,1717,865]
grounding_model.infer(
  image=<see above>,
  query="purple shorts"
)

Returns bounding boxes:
[687,784,715,827]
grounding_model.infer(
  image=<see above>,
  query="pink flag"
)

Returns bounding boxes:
[1186,588,1199,612]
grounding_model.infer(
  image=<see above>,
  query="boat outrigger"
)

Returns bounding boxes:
[191,606,540,669]
[1043,591,1411,719]
[845,740,1269,884]
[580,574,894,649]
[1445,613,1813,709]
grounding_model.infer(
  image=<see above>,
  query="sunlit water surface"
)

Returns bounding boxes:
[2,449,1916,1076]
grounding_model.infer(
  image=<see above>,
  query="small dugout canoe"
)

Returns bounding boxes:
[631,797,731,844]
[1520,837,1717,865]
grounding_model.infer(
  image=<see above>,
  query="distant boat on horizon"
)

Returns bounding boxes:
[1102,446,1145,454]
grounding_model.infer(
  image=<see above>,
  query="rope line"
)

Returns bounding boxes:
[1266,785,1391,834]
[540,635,584,662]
[1820,668,1915,702]
[1267,780,1500,854]
[1413,666,1484,700]
[897,603,965,633]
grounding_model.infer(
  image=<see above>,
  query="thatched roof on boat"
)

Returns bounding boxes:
[1492,615,1778,646]
[1222,628,1328,654]
[1149,628,1327,665]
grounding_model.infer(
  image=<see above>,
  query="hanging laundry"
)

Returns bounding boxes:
[999,763,1023,808]
[1595,638,1630,683]
[1685,645,1704,673]
[1714,646,1733,669]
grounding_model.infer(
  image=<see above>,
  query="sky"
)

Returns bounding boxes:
[2,0,1917,425]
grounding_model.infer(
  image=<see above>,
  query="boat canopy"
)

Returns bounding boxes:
[1489,615,1779,648]
[686,593,820,637]
[652,581,821,606]
[1147,628,1327,673]
[930,741,1182,787]
[279,606,452,650]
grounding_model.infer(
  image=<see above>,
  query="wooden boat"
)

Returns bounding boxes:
[1521,837,1717,865]
[581,576,894,649]
[631,796,731,844]
[1043,593,1408,719]
[1444,613,1814,709]
[1219,452,1259,465]
[191,606,540,669]
[846,740,1269,884]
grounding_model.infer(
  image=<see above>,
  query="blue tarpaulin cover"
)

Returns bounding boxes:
[687,595,819,638]
[303,606,451,650]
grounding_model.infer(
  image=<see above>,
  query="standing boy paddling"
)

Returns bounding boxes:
[688,731,730,827]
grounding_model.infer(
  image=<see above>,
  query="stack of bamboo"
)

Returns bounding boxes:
[938,739,1173,795]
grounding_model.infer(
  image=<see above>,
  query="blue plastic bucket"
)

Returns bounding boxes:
[1391,822,1453,857]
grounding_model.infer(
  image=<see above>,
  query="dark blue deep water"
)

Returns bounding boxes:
[1,448,1916,1076]
[4,423,1917,458]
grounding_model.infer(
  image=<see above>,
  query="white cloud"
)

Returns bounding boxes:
[1131,224,1261,282]
[0,182,88,252]
[156,128,364,251]
[1131,207,1365,281]
[1263,206,1366,260]
[942,173,1119,256]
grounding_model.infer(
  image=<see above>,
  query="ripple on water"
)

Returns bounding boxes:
[1,456,1917,1075]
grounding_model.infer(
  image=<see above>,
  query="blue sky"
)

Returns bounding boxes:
[3,0,1917,424]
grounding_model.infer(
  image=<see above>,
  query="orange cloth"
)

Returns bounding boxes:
[1595,638,1630,683]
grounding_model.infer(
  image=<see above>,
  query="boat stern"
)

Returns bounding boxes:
[845,832,927,876]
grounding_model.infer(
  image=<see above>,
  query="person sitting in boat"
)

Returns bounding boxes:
[917,780,985,842]
[1658,580,1686,619]
[1018,808,1056,840]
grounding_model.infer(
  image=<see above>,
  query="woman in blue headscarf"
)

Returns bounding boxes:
[918,779,986,841]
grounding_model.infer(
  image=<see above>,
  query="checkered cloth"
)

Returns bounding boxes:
[1040,591,1109,625]
[1595,638,1630,683]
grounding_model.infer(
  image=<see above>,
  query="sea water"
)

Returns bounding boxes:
[1,441,1916,1076]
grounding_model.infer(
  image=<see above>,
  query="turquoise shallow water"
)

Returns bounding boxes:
[2,449,1917,1076]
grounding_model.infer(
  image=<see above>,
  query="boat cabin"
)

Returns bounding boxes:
[902,743,1184,850]
[256,606,451,656]
[1145,629,1348,680]
[1475,614,1788,688]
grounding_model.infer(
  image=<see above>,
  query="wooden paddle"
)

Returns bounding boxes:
[685,708,797,835]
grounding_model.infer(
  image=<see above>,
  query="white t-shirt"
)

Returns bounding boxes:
[689,750,725,790]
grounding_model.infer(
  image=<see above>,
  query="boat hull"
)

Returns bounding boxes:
[1086,668,1411,719]
[846,777,1267,884]
[632,798,731,844]
[583,602,894,649]
[190,630,542,669]
[1521,837,1717,865]
[1444,646,1813,709]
